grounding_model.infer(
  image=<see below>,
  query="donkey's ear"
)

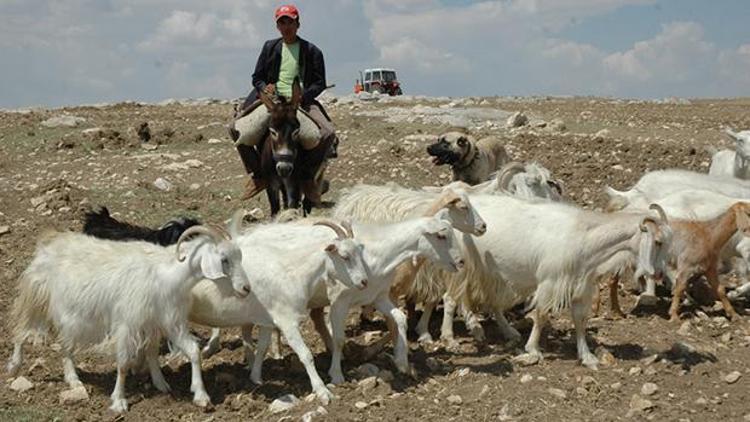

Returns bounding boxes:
[291,77,302,109]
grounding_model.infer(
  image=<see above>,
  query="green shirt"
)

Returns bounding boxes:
[276,41,301,99]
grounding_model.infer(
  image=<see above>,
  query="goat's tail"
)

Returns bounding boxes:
[6,266,53,375]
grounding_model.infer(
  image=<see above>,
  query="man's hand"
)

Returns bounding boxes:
[263,83,276,96]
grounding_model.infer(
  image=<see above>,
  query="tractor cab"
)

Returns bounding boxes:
[356,68,403,96]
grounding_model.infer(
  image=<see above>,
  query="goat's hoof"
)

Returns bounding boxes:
[441,338,461,351]
[513,352,542,366]
[417,333,434,345]
[329,373,345,385]
[316,388,334,405]
[250,374,263,385]
[193,392,212,409]
[109,398,129,413]
[668,315,681,324]
[6,361,20,377]
[581,355,599,370]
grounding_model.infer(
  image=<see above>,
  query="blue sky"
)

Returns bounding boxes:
[1,0,749,108]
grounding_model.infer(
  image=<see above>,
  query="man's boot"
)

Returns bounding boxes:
[237,144,268,200]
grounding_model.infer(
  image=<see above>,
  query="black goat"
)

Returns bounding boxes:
[82,207,200,246]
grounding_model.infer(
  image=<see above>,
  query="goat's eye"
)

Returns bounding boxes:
[437,233,446,240]
[221,257,229,266]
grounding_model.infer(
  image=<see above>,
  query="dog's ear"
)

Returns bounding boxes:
[457,136,468,147]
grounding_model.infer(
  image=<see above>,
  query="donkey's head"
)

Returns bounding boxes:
[261,79,302,177]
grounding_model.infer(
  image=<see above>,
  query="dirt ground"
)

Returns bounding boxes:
[1,96,750,421]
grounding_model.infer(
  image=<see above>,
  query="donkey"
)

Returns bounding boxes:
[259,80,331,216]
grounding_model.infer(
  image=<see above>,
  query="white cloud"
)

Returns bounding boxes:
[603,22,715,82]
[137,10,261,51]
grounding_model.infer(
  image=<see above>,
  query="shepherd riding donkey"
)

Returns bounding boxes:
[231,79,336,216]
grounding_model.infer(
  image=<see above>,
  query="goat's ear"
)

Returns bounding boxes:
[637,226,656,276]
[201,249,227,280]
[435,207,452,222]
[325,243,338,254]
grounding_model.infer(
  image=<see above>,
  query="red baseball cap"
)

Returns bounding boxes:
[274,5,299,21]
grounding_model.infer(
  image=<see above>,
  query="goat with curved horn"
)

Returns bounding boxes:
[341,221,354,238]
[649,203,668,223]
[498,162,526,190]
[176,226,227,261]
[313,220,348,239]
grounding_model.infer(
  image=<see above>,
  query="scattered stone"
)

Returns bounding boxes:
[506,111,528,128]
[153,177,173,191]
[302,406,328,422]
[641,354,659,366]
[548,118,566,132]
[354,401,369,409]
[641,382,659,396]
[629,394,654,412]
[268,394,299,414]
[581,376,597,387]
[141,143,158,151]
[593,129,610,141]
[721,332,732,343]
[356,363,380,378]
[479,384,491,398]
[695,397,708,406]
[629,366,642,376]
[358,376,378,391]
[189,183,201,190]
[669,341,697,358]
[455,367,471,377]
[59,386,89,404]
[520,374,533,384]
[598,349,617,366]
[513,353,541,366]
[0,225,9,236]
[248,207,265,220]
[677,321,690,336]
[30,196,46,208]
[207,138,224,144]
[10,376,34,392]
[610,382,622,391]
[548,388,567,400]
[446,394,463,405]
[42,115,86,128]
[725,371,742,384]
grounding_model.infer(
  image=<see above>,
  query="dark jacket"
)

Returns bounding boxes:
[248,36,326,107]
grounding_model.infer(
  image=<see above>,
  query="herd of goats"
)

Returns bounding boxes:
[5,123,750,414]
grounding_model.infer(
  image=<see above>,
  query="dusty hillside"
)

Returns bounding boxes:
[1,95,749,421]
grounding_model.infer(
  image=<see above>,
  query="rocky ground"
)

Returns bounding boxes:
[1,94,750,421]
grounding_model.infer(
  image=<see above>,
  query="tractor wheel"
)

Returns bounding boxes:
[395,87,403,96]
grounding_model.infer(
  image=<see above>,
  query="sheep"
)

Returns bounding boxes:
[249,208,465,384]
[82,206,200,246]
[607,201,750,322]
[5,222,251,413]
[187,219,368,403]
[708,128,750,179]
[605,169,750,211]
[332,184,490,344]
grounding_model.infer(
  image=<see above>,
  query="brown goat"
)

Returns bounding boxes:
[607,202,750,321]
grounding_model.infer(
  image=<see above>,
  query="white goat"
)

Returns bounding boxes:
[250,209,465,384]
[427,161,564,201]
[6,224,250,412]
[333,184,490,344]
[708,128,750,179]
[606,169,750,211]
[457,196,671,368]
[188,220,368,403]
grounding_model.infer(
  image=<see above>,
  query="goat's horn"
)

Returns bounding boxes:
[208,223,231,240]
[313,220,347,240]
[649,203,668,224]
[498,162,526,190]
[228,209,246,237]
[547,179,564,196]
[175,225,225,261]
[639,217,657,233]
[341,220,354,238]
